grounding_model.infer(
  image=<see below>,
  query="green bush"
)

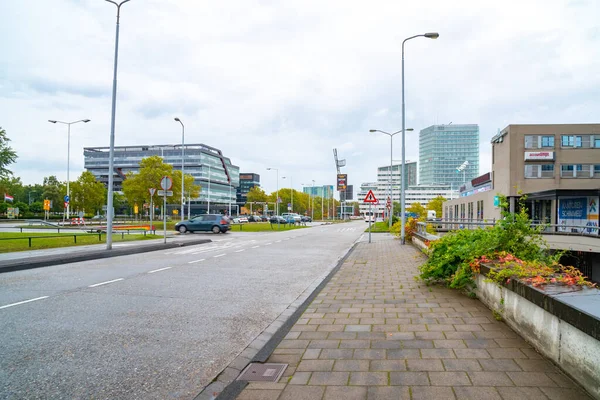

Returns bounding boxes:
[419,195,557,291]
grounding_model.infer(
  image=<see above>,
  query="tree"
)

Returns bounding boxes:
[0,127,17,178]
[407,202,426,218]
[246,186,268,212]
[70,171,106,216]
[427,196,446,218]
[42,176,65,213]
[121,156,199,212]
[0,176,24,203]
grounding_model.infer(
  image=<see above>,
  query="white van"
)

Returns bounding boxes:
[364,212,375,223]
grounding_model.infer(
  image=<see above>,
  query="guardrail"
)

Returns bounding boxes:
[423,219,599,237]
[0,230,157,248]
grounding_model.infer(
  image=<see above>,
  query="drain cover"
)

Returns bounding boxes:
[237,363,288,382]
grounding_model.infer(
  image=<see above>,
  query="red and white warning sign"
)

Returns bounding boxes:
[363,190,378,203]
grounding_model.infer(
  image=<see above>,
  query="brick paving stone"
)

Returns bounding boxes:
[496,387,550,399]
[371,340,402,349]
[428,371,471,386]
[299,331,329,340]
[487,348,528,359]
[370,360,407,371]
[520,348,544,359]
[478,359,523,372]
[327,332,357,340]
[278,339,310,349]
[410,386,456,400]
[309,371,349,385]
[345,325,371,332]
[454,349,491,359]
[339,340,370,348]
[444,331,476,339]
[442,359,482,371]
[372,324,399,332]
[353,349,387,359]
[434,339,467,348]
[324,386,368,400]
[401,340,434,348]
[507,372,558,387]
[349,372,388,385]
[452,386,502,400]
[415,331,446,340]
[334,360,370,371]
[389,371,430,385]
[468,371,515,386]
[464,339,499,348]
[308,340,340,349]
[302,349,321,359]
[539,386,594,400]
[237,389,282,400]
[296,360,334,371]
[278,385,325,400]
[426,324,456,332]
[546,372,579,388]
[386,332,415,340]
[319,349,354,359]
[356,332,387,340]
[407,359,445,371]
[284,331,301,340]
[386,349,421,359]
[308,318,335,325]
[367,386,410,400]
[288,372,311,385]
[514,358,559,372]
[421,348,456,359]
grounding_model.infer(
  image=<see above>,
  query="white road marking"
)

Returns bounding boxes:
[275,240,282,243]
[265,243,272,246]
[0,296,49,310]
[252,246,260,248]
[214,254,226,258]
[235,249,245,253]
[88,278,124,288]
[188,259,206,264]
[284,238,290,240]
[148,267,172,274]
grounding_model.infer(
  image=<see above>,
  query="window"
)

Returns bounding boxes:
[541,136,554,147]
[562,135,584,147]
[562,135,574,147]
[524,135,536,149]
[561,164,574,178]
[525,165,539,178]
[541,164,554,178]
[595,138,600,148]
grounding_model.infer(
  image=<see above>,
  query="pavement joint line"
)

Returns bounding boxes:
[88,278,124,288]
[0,296,49,310]
[188,259,206,264]
[213,254,226,258]
[147,266,172,274]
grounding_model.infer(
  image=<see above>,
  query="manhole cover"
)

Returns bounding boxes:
[237,363,288,382]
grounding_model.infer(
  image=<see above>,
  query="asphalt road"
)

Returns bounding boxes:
[0,221,366,400]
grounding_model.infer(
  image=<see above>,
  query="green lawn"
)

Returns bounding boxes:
[0,232,161,253]
[364,222,390,233]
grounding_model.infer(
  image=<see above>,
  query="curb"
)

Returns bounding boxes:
[195,242,359,400]
[0,239,212,274]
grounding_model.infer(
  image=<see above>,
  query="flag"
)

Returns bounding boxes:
[4,194,14,202]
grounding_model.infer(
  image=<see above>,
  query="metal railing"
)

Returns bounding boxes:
[418,219,599,237]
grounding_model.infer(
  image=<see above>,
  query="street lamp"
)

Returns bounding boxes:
[266,167,279,215]
[311,180,315,221]
[48,119,90,222]
[370,128,414,229]
[282,176,293,213]
[401,31,439,244]
[105,0,132,250]
[174,117,184,221]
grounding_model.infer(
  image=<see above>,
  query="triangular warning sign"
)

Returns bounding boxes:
[363,189,378,203]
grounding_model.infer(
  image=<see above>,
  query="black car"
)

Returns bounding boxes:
[260,215,268,222]
[301,215,312,222]
[247,215,260,222]
[175,214,230,234]
[269,215,287,224]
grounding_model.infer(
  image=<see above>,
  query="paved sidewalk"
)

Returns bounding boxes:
[235,235,592,400]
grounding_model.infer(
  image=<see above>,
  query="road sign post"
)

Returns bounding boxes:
[159,177,172,244]
[149,188,156,233]
[363,190,378,244]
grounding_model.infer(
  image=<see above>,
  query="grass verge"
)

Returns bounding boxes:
[0,232,161,253]
[364,222,390,233]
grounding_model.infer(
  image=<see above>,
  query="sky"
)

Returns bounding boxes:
[1,0,599,198]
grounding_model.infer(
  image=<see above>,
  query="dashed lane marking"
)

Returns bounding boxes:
[88,278,124,288]
[0,296,49,310]
[188,259,206,264]
[148,267,172,274]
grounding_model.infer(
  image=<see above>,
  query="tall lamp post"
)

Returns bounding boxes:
[174,117,185,221]
[282,176,293,213]
[370,128,413,229]
[105,0,131,250]
[267,168,279,215]
[311,180,315,221]
[401,31,439,244]
[48,119,90,222]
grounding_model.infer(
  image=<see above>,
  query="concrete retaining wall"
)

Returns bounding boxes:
[475,275,600,399]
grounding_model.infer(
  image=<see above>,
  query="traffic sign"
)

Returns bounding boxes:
[363,190,378,203]
[149,188,156,196]
[277,197,282,203]
[160,176,172,191]
[64,195,70,202]
[157,190,173,196]
[64,201,69,209]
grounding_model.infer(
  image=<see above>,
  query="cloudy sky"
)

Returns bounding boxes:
[1,0,598,197]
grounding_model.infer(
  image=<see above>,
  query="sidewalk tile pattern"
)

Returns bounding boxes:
[236,238,593,400]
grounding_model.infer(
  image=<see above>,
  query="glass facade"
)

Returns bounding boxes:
[419,124,480,188]
[236,173,260,204]
[84,144,239,207]
[303,185,334,198]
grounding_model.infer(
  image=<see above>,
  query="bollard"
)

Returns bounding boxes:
[29,237,32,247]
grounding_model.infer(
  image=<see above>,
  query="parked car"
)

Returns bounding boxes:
[247,215,259,222]
[269,215,287,224]
[238,216,249,223]
[260,215,268,222]
[301,216,312,222]
[175,214,230,234]
[281,213,302,222]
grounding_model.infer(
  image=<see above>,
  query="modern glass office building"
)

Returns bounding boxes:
[302,185,334,198]
[236,173,260,205]
[419,124,480,188]
[84,143,239,214]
